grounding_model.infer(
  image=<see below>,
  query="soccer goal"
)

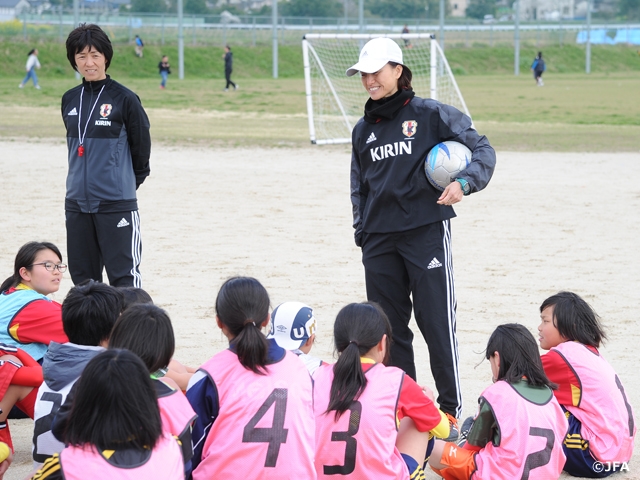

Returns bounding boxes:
[302,33,471,145]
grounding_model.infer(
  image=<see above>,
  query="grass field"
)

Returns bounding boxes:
[2,71,639,150]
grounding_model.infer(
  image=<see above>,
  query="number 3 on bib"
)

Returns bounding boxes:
[242,388,289,467]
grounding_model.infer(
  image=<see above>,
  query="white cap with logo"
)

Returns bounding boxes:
[267,302,317,351]
[346,37,404,77]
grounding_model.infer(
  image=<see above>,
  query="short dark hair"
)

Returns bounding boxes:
[62,280,124,345]
[28,48,36,56]
[62,349,162,451]
[65,23,113,72]
[118,286,153,312]
[1,241,62,293]
[540,291,606,348]
[389,62,413,90]
[109,303,175,373]
[216,276,270,375]
[327,302,392,419]
[485,323,555,389]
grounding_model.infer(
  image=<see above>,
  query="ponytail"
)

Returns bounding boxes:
[232,320,269,375]
[215,277,271,375]
[327,341,367,418]
[326,302,392,419]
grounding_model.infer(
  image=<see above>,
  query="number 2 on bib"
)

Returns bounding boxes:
[242,388,289,467]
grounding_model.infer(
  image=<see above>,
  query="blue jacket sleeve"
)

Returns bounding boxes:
[185,370,220,478]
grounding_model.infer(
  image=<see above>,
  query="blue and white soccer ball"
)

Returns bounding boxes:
[425,141,472,191]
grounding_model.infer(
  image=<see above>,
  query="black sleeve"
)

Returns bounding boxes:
[350,124,366,247]
[435,102,496,194]
[124,93,152,188]
[51,382,76,442]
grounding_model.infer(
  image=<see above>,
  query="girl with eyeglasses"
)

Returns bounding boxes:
[0,242,69,451]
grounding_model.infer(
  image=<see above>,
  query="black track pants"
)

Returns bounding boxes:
[65,210,142,287]
[362,221,462,417]
[225,69,235,89]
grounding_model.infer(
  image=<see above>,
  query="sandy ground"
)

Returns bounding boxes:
[0,140,638,479]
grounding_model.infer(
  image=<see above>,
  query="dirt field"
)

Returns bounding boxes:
[1,140,638,479]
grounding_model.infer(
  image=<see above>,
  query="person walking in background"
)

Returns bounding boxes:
[158,55,171,89]
[531,51,545,86]
[62,24,151,287]
[134,35,144,58]
[222,45,237,91]
[402,25,411,48]
[19,49,41,89]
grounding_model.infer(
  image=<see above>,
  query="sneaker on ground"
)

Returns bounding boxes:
[456,416,474,446]
[35,85,41,90]
[234,84,239,90]
[18,84,23,88]
[443,413,460,442]
[223,88,229,92]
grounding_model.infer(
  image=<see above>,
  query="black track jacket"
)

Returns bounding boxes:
[350,96,496,244]
[61,75,151,214]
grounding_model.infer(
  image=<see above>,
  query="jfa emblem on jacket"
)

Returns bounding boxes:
[100,104,112,118]
[402,120,418,137]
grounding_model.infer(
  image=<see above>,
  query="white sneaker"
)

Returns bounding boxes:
[234,84,239,91]
[35,85,41,90]
[18,83,23,88]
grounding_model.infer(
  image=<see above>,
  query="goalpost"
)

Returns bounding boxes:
[302,33,471,145]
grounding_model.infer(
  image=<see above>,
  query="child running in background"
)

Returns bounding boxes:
[187,276,316,479]
[31,349,184,479]
[267,301,325,375]
[118,286,196,390]
[314,302,449,479]
[538,292,636,477]
[32,280,123,466]
[429,323,567,480]
[108,303,197,466]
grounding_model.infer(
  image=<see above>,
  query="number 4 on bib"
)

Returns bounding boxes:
[242,388,289,467]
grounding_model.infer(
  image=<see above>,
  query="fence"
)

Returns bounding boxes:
[2,12,639,48]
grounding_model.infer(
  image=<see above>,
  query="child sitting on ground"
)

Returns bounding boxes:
[118,286,196,391]
[538,292,636,478]
[429,323,567,480]
[31,350,184,480]
[267,301,325,375]
[108,303,197,466]
[187,277,316,479]
[314,302,449,479]
[31,280,123,466]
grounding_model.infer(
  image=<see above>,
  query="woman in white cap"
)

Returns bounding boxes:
[348,36,496,441]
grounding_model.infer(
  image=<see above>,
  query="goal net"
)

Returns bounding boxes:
[303,33,471,145]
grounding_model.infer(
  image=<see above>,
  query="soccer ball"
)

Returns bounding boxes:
[424,141,472,191]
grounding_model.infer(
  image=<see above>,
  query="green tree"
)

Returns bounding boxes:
[185,0,208,14]
[280,0,343,17]
[465,0,494,19]
[619,0,640,19]
[130,0,166,12]
[369,0,450,20]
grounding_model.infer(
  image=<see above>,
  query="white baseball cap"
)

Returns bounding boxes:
[346,37,404,77]
[267,302,317,351]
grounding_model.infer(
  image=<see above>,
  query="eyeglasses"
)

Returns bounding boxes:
[28,262,68,273]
